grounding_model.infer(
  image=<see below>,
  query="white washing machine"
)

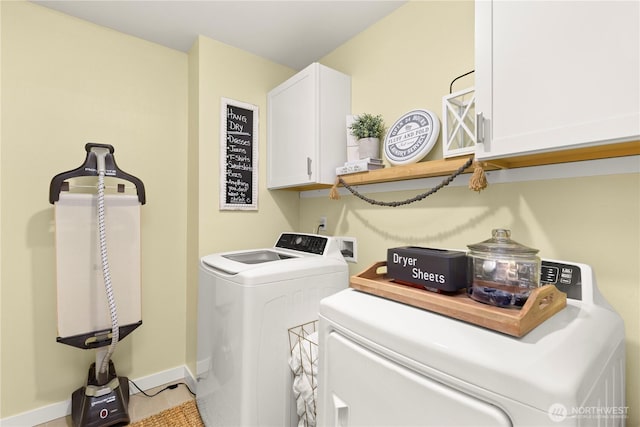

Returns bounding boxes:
[317,259,626,426]
[197,232,348,427]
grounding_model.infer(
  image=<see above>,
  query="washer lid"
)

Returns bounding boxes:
[201,249,297,275]
[200,233,347,282]
[222,249,294,264]
[201,249,347,284]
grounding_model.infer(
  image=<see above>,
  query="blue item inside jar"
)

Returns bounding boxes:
[467,286,530,308]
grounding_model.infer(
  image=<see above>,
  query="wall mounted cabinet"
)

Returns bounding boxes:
[475,1,640,160]
[308,3,640,196]
[268,63,351,190]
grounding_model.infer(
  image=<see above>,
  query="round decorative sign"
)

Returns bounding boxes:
[383,109,440,165]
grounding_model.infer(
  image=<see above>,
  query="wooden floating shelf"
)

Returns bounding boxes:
[333,140,639,190]
[338,155,477,186]
[278,140,639,192]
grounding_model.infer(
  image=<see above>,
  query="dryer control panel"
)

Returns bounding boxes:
[541,260,582,300]
[275,233,328,255]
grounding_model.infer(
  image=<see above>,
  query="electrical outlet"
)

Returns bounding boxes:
[336,236,357,263]
[318,216,327,231]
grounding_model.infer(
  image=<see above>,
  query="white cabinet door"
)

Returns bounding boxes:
[268,63,350,189]
[475,1,640,160]
[268,67,317,189]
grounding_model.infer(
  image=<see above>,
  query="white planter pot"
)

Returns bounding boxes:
[358,137,380,159]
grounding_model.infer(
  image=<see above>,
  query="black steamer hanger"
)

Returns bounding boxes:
[49,143,146,205]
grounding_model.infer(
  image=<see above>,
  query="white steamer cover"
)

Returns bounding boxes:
[55,193,141,338]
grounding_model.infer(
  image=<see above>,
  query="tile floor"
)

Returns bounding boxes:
[36,381,195,427]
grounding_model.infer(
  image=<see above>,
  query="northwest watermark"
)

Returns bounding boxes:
[548,403,629,422]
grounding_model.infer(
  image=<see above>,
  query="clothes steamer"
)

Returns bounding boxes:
[50,144,146,427]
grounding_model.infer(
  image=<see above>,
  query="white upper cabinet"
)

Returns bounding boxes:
[267,63,351,189]
[475,1,640,160]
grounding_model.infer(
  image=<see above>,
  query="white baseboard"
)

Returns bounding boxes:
[0,365,196,427]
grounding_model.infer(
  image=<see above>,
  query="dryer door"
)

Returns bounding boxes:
[319,331,512,427]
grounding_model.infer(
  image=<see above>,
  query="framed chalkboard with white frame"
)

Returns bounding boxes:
[220,97,259,210]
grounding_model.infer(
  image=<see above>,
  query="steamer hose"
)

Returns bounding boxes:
[96,153,119,376]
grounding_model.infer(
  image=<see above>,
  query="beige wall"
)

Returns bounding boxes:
[193,36,299,258]
[308,1,639,423]
[0,1,189,417]
[324,0,475,160]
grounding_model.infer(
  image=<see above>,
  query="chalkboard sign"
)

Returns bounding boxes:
[220,98,258,210]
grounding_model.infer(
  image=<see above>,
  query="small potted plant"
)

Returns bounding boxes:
[349,113,386,159]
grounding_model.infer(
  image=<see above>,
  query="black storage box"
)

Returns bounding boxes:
[387,247,470,292]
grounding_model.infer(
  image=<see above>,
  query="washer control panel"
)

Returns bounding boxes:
[275,233,328,255]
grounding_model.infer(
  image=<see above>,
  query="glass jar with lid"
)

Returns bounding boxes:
[467,229,541,308]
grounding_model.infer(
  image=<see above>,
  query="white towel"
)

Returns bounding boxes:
[293,373,316,426]
[289,331,319,427]
[289,331,318,374]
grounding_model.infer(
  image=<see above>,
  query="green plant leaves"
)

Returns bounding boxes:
[349,113,386,139]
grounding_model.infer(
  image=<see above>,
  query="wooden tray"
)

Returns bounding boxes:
[350,261,567,337]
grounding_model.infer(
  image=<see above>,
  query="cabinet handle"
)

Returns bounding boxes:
[307,157,312,178]
[476,112,485,144]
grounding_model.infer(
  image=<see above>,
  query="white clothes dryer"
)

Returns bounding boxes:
[197,232,348,427]
[317,259,626,426]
